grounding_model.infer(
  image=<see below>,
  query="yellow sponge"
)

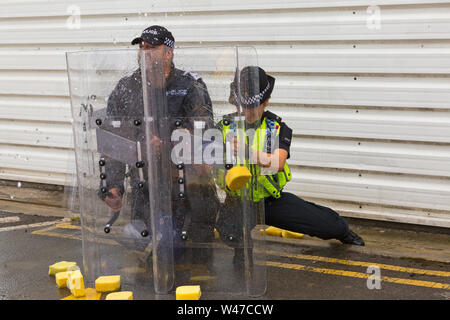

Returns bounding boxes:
[105,291,133,300]
[61,288,101,300]
[48,261,77,276]
[176,285,201,300]
[261,226,283,237]
[67,270,85,297]
[225,166,252,191]
[95,275,121,292]
[55,271,70,288]
[282,230,304,239]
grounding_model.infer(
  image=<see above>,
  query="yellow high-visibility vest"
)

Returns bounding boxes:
[214,115,291,201]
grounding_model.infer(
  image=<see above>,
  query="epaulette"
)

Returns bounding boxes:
[264,111,282,123]
[221,112,238,123]
[182,70,202,81]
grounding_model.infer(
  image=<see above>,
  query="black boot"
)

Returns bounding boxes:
[340,229,365,246]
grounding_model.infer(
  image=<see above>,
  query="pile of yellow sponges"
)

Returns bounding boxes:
[48,261,132,300]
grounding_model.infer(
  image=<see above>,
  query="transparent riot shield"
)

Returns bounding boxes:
[141,46,267,297]
[67,49,159,296]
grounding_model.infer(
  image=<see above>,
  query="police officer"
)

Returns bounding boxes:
[215,66,365,250]
[100,26,219,249]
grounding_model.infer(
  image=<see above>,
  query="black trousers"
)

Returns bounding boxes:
[216,192,350,247]
[265,192,350,241]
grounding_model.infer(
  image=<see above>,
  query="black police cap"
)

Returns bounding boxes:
[131,25,175,48]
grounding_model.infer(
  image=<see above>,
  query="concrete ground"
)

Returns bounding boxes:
[0,199,449,300]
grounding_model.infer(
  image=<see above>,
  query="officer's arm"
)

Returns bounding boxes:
[252,148,288,172]
[184,79,215,176]
[98,81,127,203]
[106,80,123,117]
[184,80,214,127]
[251,121,292,172]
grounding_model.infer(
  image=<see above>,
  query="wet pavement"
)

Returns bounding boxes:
[0,211,449,300]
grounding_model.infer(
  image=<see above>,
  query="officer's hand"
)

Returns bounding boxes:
[105,188,122,212]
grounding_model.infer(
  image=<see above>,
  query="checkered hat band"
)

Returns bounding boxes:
[164,38,174,48]
[239,82,271,105]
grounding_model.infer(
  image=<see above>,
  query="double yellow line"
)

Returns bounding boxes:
[33,222,450,290]
[32,222,81,241]
[265,250,450,290]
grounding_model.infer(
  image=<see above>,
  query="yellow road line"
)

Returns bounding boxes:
[267,261,450,290]
[55,222,81,230]
[32,230,81,241]
[32,223,119,246]
[33,222,450,282]
[0,218,68,233]
[266,250,450,277]
[32,223,81,241]
[31,223,63,235]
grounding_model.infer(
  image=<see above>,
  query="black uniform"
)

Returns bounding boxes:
[101,66,219,240]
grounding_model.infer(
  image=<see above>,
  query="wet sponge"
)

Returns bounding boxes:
[67,270,85,297]
[105,291,133,300]
[176,285,201,300]
[95,275,121,292]
[48,261,77,276]
[261,226,283,237]
[225,166,252,191]
[55,271,70,288]
[281,230,304,239]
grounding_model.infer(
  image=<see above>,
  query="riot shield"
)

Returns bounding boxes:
[141,46,267,297]
[66,49,159,295]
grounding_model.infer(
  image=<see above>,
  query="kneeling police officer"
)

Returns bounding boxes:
[215,66,365,253]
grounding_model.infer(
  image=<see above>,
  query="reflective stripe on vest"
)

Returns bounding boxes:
[220,116,292,200]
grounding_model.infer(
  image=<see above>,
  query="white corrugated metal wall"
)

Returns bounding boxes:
[1,0,450,227]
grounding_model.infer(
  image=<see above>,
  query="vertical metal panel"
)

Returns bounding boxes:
[1,0,450,226]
